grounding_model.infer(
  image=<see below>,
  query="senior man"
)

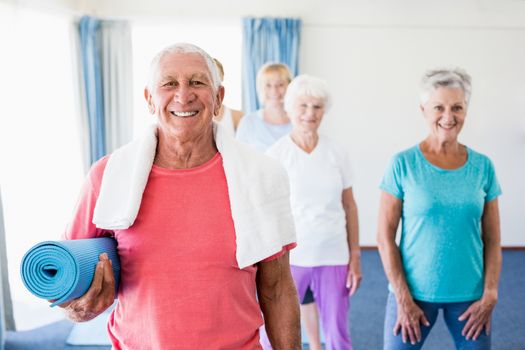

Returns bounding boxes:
[60,43,301,350]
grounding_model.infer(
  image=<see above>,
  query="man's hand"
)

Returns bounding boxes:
[59,253,115,322]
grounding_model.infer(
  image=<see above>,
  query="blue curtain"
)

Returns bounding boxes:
[0,188,15,341]
[242,17,302,113]
[79,16,106,165]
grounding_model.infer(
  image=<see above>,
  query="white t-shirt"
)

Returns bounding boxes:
[266,135,354,266]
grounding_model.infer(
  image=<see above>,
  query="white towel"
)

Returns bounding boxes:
[93,122,296,269]
[93,123,157,230]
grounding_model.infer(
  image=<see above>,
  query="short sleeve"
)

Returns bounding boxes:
[484,158,502,202]
[63,157,113,240]
[379,155,404,200]
[261,243,297,263]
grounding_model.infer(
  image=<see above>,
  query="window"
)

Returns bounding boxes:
[0,5,84,330]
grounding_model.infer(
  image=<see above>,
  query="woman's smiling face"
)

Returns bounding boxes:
[421,86,467,144]
[260,71,289,108]
[290,95,325,133]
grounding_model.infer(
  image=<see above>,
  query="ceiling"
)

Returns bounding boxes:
[6,0,525,27]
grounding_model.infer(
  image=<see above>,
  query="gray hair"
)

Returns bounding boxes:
[420,67,472,105]
[147,43,221,91]
[284,74,332,114]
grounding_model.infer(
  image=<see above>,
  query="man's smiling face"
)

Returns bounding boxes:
[145,52,223,143]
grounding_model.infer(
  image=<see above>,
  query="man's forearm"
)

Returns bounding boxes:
[256,253,301,350]
[259,282,301,350]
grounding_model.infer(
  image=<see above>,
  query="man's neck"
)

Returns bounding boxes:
[154,129,217,169]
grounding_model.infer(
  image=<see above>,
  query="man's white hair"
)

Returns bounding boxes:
[147,43,221,91]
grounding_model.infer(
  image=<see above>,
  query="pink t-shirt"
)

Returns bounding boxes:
[64,152,292,350]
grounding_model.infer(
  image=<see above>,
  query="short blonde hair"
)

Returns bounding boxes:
[213,58,225,82]
[256,62,293,103]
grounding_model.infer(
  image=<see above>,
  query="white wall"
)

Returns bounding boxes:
[102,0,525,246]
[127,19,525,246]
[301,25,525,246]
[2,1,523,256]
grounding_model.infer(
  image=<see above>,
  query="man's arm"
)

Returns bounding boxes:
[58,159,115,321]
[256,251,301,350]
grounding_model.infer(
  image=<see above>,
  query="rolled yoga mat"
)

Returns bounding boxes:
[20,237,120,307]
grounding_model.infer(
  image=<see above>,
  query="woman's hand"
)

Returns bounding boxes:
[394,296,430,345]
[58,253,116,322]
[346,256,362,296]
[459,292,497,340]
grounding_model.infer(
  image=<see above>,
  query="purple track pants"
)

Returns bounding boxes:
[261,265,352,350]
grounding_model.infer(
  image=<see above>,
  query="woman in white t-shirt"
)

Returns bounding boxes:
[266,75,362,350]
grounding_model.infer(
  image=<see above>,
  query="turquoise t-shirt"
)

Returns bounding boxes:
[380,145,502,302]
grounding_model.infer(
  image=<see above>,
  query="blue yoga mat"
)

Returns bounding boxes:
[20,237,120,307]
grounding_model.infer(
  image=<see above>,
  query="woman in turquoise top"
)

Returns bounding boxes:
[377,68,502,350]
